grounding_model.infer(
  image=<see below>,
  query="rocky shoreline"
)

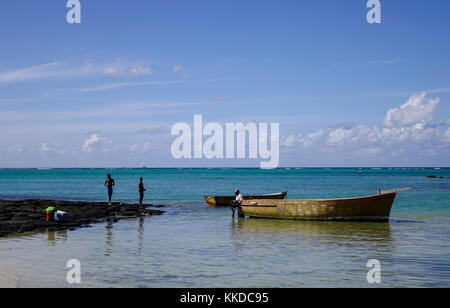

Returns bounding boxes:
[0,199,165,238]
[427,175,450,179]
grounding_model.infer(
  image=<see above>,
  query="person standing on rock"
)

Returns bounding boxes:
[138,177,146,206]
[104,174,115,206]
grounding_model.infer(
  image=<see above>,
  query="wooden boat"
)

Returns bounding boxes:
[241,190,404,221]
[204,191,288,206]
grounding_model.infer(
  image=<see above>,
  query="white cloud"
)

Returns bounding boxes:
[78,80,184,92]
[0,62,82,84]
[130,142,151,154]
[367,59,398,65]
[281,93,450,163]
[281,134,300,148]
[445,128,450,143]
[7,144,24,154]
[172,65,183,73]
[41,142,52,152]
[81,61,94,73]
[0,59,152,84]
[82,134,99,153]
[103,59,151,77]
[138,126,169,135]
[82,134,112,153]
[41,142,64,154]
[382,92,439,128]
[172,64,189,78]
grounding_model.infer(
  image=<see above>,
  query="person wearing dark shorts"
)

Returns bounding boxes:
[104,174,115,205]
[139,177,146,206]
[230,189,244,218]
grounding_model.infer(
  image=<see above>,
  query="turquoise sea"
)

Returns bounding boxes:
[0,168,449,287]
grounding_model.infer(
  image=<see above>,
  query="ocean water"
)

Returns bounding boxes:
[0,168,449,287]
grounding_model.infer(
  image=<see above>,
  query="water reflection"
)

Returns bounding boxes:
[229,218,246,253]
[138,217,144,256]
[103,217,146,257]
[46,230,68,246]
[105,220,114,257]
[233,218,394,249]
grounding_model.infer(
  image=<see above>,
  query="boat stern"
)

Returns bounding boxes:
[204,196,217,206]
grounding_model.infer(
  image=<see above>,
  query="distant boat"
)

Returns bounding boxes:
[241,189,410,221]
[204,191,288,207]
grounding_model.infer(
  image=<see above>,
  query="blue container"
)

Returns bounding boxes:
[54,211,68,222]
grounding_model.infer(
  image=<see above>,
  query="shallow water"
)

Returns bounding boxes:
[0,168,449,287]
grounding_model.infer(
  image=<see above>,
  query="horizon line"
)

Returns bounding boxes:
[0,167,448,170]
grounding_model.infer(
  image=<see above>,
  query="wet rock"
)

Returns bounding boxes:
[145,204,165,208]
[0,199,165,238]
[427,175,450,179]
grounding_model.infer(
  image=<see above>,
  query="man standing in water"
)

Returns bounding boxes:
[139,177,146,206]
[231,189,244,218]
[104,174,115,206]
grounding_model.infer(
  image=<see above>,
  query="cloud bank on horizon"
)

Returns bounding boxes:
[2,92,449,168]
[281,92,450,166]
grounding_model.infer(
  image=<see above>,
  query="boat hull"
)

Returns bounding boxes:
[204,191,288,206]
[241,193,397,221]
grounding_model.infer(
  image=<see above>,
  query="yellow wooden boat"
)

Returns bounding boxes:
[204,191,287,206]
[241,190,404,221]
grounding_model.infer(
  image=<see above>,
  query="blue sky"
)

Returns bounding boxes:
[0,0,449,167]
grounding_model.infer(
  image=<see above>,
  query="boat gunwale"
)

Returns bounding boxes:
[241,192,397,206]
[204,191,288,199]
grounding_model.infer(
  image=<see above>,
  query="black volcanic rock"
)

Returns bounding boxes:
[0,199,164,238]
